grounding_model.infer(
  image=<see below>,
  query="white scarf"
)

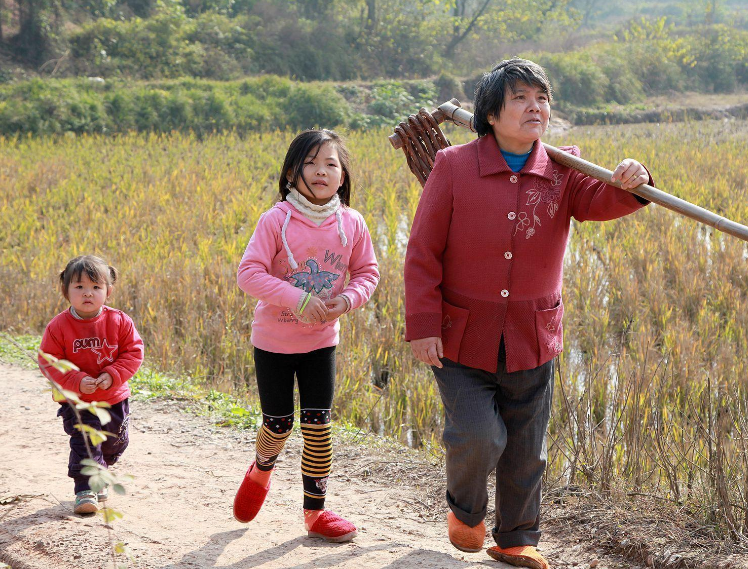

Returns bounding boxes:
[282,188,348,270]
[286,188,340,225]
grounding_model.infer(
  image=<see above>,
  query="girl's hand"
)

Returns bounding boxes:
[96,372,113,391]
[611,159,649,190]
[300,296,328,324]
[79,376,98,394]
[325,296,347,320]
[410,337,444,368]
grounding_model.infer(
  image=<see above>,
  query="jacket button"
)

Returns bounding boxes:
[501,289,509,297]
[510,175,518,183]
[508,212,516,220]
[504,252,512,259]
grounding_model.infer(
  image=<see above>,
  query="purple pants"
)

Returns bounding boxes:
[58,399,130,493]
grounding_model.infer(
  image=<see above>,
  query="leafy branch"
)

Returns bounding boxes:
[1,332,133,569]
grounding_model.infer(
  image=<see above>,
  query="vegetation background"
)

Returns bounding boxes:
[1,0,748,558]
[0,0,745,133]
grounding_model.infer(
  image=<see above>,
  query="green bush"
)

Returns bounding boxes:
[539,52,610,107]
[366,81,436,127]
[0,77,355,136]
[593,46,645,105]
[69,11,257,80]
[684,25,748,92]
[625,42,685,94]
[434,72,466,104]
[281,84,348,130]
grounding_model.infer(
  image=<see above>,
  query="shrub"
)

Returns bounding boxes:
[280,84,348,130]
[434,72,466,104]
[539,52,610,107]
[367,81,437,126]
[593,46,645,105]
[626,42,685,94]
[684,25,748,92]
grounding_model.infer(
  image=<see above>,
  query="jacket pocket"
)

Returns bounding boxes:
[535,300,564,363]
[441,300,469,362]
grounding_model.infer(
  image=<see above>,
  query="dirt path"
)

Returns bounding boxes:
[1,363,633,569]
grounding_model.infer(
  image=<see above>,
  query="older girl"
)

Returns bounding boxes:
[233,129,379,542]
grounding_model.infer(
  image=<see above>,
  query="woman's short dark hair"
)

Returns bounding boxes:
[59,255,118,300]
[279,129,352,206]
[473,58,553,137]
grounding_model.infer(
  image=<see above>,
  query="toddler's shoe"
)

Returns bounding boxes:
[307,511,357,543]
[486,545,549,569]
[74,490,99,515]
[447,511,485,552]
[233,462,270,523]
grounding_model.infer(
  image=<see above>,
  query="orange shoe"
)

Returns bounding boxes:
[486,545,549,569]
[447,511,485,553]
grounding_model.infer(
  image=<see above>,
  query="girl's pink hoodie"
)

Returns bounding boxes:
[237,201,379,354]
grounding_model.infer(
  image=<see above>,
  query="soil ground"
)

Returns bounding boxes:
[1,363,746,569]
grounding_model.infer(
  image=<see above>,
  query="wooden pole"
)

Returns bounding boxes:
[389,100,748,243]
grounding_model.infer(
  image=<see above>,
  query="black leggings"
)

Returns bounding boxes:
[253,345,336,414]
[253,345,336,510]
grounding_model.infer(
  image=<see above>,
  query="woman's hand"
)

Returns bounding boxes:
[325,296,348,320]
[79,376,98,394]
[611,159,649,190]
[410,336,444,368]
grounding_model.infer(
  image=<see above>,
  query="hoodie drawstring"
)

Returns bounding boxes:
[281,209,298,269]
[335,209,348,247]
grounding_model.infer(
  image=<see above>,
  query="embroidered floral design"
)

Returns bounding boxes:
[546,321,556,333]
[516,212,530,232]
[442,315,452,330]
[547,338,563,354]
[514,171,562,240]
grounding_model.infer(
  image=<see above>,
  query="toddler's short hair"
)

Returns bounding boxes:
[473,58,553,137]
[59,255,118,300]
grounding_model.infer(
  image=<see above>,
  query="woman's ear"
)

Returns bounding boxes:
[339,170,345,188]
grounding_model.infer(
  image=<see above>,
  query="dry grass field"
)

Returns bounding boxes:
[2,120,747,541]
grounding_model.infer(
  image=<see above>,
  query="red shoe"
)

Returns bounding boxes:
[307,511,358,543]
[486,545,549,569]
[233,462,270,523]
[447,511,485,553]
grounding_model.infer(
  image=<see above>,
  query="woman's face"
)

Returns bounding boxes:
[489,82,550,154]
[288,142,345,206]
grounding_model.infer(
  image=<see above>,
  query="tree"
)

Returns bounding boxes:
[445,0,492,57]
[681,0,724,25]
[15,0,56,63]
[364,0,376,32]
[569,0,605,28]
[442,0,575,59]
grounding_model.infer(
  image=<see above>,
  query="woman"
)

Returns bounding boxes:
[404,58,651,568]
